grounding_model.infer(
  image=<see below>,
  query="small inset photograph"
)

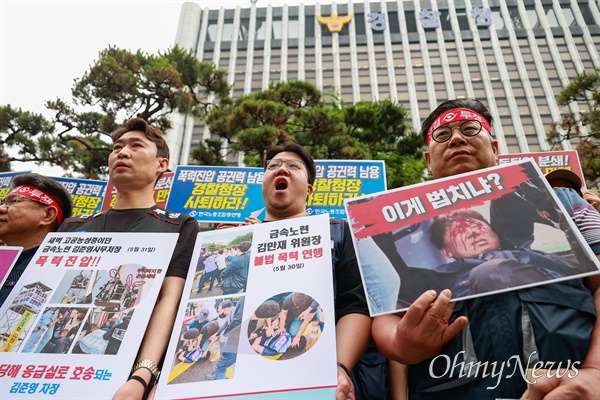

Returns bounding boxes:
[22,307,89,354]
[190,228,253,300]
[167,296,245,385]
[71,308,134,355]
[247,292,324,361]
[94,264,154,311]
[0,280,55,353]
[50,270,106,305]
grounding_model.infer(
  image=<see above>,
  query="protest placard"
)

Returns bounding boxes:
[167,166,265,224]
[51,177,107,216]
[0,232,178,399]
[167,161,386,223]
[308,160,386,217]
[498,150,586,189]
[155,213,337,400]
[345,160,600,316]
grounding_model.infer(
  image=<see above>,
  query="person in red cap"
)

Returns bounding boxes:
[0,173,73,306]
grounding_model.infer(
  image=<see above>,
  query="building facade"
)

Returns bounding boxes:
[168,0,600,166]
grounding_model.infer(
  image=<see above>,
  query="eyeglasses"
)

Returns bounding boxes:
[266,158,305,171]
[0,194,36,207]
[430,120,483,143]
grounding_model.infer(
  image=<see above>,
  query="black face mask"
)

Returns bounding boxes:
[218,312,227,318]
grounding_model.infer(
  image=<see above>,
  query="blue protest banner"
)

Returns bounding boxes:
[167,166,265,223]
[168,161,387,223]
[0,171,31,200]
[308,160,387,217]
[51,177,107,216]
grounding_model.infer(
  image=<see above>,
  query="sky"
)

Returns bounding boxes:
[0,0,323,175]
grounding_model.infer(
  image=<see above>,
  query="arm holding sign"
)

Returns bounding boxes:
[113,277,185,400]
[372,289,468,365]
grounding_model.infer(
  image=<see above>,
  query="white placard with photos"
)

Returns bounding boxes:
[0,232,178,399]
[156,213,337,400]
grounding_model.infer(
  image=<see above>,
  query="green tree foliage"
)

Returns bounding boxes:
[198,81,426,188]
[547,68,600,187]
[230,232,254,246]
[0,45,230,178]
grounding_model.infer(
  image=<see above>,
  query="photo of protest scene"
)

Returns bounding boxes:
[50,270,106,305]
[247,292,324,361]
[0,280,54,352]
[167,296,245,385]
[189,228,253,300]
[71,308,134,355]
[347,160,600,315]
[93,264,155,311]
[21,307,88,354]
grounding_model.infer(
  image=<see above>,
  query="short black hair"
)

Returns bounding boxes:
[265,143,316,186]
[112,118,170,159]
[255,300,281,319]
[219,300,234,310]
[421,99,493,144]
[290,292,313,309]
[12,173,73,229]
[183,327,200,339]
[237,241,252,253]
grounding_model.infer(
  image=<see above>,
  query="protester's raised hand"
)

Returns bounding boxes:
[372,289,468,364]
[401,289,467,358]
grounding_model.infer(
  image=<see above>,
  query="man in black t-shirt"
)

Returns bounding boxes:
[59,118,198,400]
[257,143,373,400]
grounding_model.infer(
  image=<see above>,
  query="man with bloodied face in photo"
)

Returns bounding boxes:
[427,209,590,297]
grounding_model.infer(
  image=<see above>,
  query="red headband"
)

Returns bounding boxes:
[426,108,492,145]
[9,184,65,225]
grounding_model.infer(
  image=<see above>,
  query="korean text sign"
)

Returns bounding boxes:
[308,160,386,217]
[345,160,600,316]
[167,161,386,223]
[51,177,107,217]
[156,213,337,399]
[0,172,31,201]
[498,150,586,189]
[0,232,178,399]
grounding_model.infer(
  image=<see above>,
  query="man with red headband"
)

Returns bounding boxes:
[372,99,600,399]
[0,173,73,305]
[59,118,199,400]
